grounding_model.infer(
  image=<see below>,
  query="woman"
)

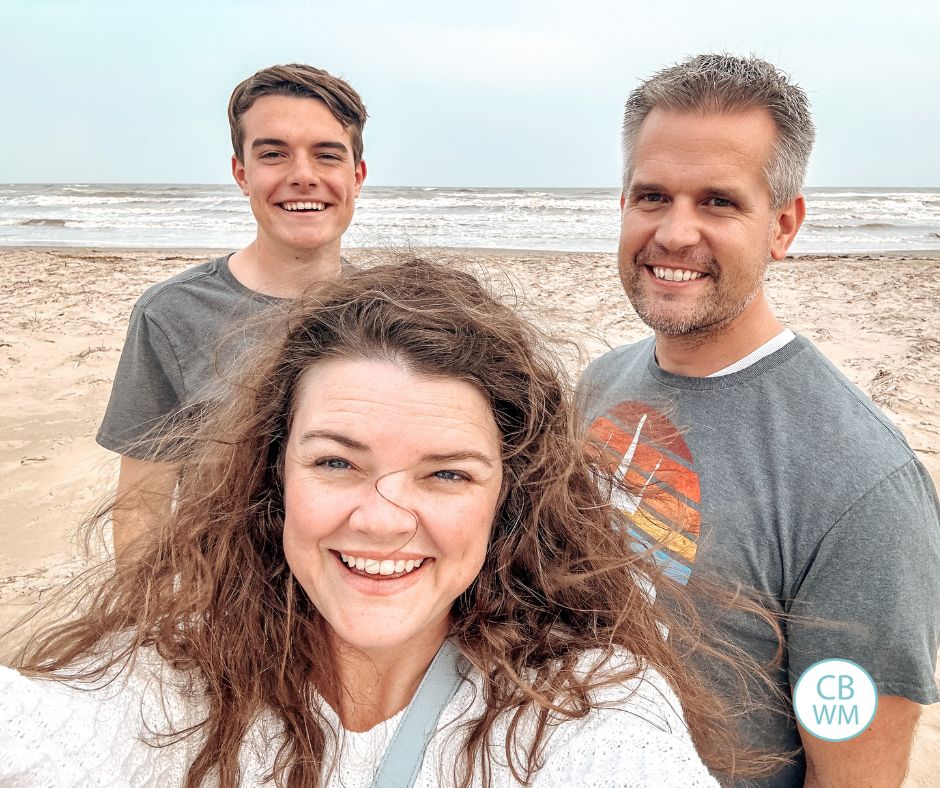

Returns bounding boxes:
[1,259,761,786]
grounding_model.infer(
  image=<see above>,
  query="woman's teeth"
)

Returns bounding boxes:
[339,553,425,575]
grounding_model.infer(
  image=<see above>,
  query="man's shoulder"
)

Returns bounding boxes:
[778,338,916,462]
[582,336,655,385]
[576,337,655,419]
[133,255,234,316]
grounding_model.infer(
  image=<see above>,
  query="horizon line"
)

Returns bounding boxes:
[4,182,940,190]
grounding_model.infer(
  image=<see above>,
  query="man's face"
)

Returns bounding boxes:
[618,108,797,337]
[232,95,366,257]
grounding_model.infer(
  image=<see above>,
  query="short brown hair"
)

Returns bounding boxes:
[622,54,815,207]
[228,63,368,164]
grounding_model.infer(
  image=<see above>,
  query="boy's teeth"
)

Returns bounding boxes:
[283,201,325,211]
[340,553,424,576]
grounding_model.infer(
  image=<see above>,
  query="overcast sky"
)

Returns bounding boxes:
[3,0,938,187]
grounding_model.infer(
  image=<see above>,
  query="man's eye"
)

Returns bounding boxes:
[706,197,734,208]
[259,151,283,159]
[639,193,665,203]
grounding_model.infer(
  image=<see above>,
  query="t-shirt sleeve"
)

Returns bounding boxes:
[786,459,940,703]
[97,304,185,458]
[531,668,719,787]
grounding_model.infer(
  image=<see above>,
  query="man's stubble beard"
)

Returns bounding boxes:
[621,242,771,340]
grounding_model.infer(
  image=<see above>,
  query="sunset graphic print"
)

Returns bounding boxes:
[588,401,701,585]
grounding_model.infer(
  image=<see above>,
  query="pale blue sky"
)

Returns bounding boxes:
[3,0,938,187]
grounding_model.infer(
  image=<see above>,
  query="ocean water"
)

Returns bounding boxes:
[1,184,938,254]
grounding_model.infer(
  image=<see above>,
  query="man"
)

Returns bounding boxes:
[97,64,367,556]
[578,54,940,786]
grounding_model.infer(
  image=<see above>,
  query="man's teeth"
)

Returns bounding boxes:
[282,201,326,211]
[340,553,425,576]
[652,266,705,282]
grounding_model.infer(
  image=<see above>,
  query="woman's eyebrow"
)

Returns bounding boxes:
[296,429,368,451]
[421,451,496,467]
[296,432,496,468]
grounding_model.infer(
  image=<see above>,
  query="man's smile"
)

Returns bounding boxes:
[649,266,708,282]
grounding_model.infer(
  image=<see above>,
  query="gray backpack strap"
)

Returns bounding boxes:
[370,639,465,788]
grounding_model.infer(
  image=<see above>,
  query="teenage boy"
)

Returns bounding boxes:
[98,64,367,556]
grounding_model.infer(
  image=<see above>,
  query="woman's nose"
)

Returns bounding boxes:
[347,471,417,539]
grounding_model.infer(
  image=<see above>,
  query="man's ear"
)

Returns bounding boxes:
[770,194,806,261]
[354,159,367,197]
[232,155,249,196]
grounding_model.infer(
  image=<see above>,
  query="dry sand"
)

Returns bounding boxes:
[0,246,938,782]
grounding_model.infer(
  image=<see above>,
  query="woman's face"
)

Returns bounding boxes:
[282,358,503,657]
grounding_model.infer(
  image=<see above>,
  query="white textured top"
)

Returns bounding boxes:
[0,648,718,787]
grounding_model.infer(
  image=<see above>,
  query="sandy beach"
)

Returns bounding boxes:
[0,246,938,783]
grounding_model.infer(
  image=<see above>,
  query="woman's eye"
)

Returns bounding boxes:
[315,457,351,470]
[433,470,468,482]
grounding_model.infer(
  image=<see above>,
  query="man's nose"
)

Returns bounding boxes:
[347,472,417,539]
[654,200,701,251]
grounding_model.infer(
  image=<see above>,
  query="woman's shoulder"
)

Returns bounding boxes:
[439,647,718,788]
[0,650,202,786]
[579,647,683,721]
[536,648,718,787]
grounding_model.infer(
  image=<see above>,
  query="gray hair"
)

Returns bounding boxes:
[622,54,815,208]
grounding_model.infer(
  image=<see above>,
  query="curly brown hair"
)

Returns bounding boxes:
[15,258,785,786]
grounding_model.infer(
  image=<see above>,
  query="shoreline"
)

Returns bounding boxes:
[3,243,940,259]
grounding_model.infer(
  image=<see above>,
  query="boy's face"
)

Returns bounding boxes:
[232,95,366,257]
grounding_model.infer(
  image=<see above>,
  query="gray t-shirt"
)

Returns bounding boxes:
[577,334,940,787]
[97,254,280,458]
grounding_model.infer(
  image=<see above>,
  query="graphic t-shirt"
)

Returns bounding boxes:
[577,334,940,787]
